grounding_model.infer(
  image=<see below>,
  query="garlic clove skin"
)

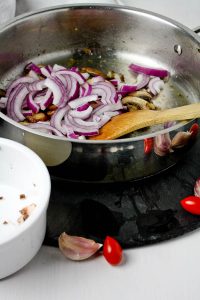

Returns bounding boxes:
[194,177,200,198]
[58,232,102,261]
[154,133,172,156]
[171,131,192,149]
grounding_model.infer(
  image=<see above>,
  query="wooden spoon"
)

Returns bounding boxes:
[89,103,200,140]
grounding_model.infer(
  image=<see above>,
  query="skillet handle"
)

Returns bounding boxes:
[193,26,200,34]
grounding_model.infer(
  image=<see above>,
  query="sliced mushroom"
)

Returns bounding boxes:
[26,112,48,123]
[128,89,153,101]
[122,96,155,110]
[107,70,125,82]
[81,66,106,78]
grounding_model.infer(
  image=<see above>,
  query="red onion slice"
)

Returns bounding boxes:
[27,123,64,136]
[136,73,150,90]
[27,92,40,113]
[129,63,169,78]
[6,77,35,97]
[77,103,90,111]
[22,109,33,117]
[27,80,45,92]
[56,69,86,85]
[148,77,165,95]
[44,77,66,107]
[91,81,117,104]
[50,106,70,135]
[25,62,42,75]
[34,88,53,110]
[69,105,93,120]
[28,70,40,80]
[93,102,123,116]
[68,95,98,109]
[12,85,29,121]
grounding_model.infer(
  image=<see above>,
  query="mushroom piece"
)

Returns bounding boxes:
[107,70,125,82]
[80,66,106,78]
[128,89,153,101]
[122,96,156,111]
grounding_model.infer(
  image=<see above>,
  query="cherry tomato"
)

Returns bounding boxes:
[103,236,123,265]
[180,196,200,215]
[144,138,153,154]
[189,123,199,139]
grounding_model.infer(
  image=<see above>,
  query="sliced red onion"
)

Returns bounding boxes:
[27,79,46,92]
[89,76,105,85]
[81,82,92,97]
[129,63,169,78]
[65,126,79,139]
[6,77,35,97]
[110,79,119,86]
[40,66,52,78]
[56,69,86,85]
[27,92,40,113]
[65,113,99,132]
[68,95,98,109]
[75,130,98,137]
[81,72,90,80]
[77,103,90,111]
[27,123,64,136]
[118,83,137,94]
[73,118,99,128]
[104,111,121,117]
[28,70,40,80]
[22,109,33,117]
[25,62,42,75]
[70,66,79,72]
[148,77,165,95]
[6,84,24,120]
[79,86,86,97]
[44,77,66,107]
[67,76,79,101]
[93,101,123,116]
[34,88,53,110]
[97,114,111,127]
[12,85,29,121]
[50,106,70,135]
[53,64,66,72]
[136,73,150,90]
[91,81,117,104]
[69,105,93,120]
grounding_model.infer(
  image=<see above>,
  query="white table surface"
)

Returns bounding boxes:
[1,1,200,299]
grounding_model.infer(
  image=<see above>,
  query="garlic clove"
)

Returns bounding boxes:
[154,133,172,156]
[58,232,102,261]
[171,131,192,149]
[194,177,200,197]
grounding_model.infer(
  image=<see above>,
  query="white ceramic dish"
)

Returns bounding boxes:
[0,138,51,279]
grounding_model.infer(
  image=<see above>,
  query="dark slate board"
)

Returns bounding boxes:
[44,134,200,249]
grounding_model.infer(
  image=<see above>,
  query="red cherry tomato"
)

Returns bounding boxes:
[144,138,153,154]
[189,123,199,139]
[103,236,123,265]
[180,196,200,215]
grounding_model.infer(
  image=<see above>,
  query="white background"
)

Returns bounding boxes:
[1,1,200,299]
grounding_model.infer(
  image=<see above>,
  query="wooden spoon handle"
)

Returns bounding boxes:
[89,103,200,140]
